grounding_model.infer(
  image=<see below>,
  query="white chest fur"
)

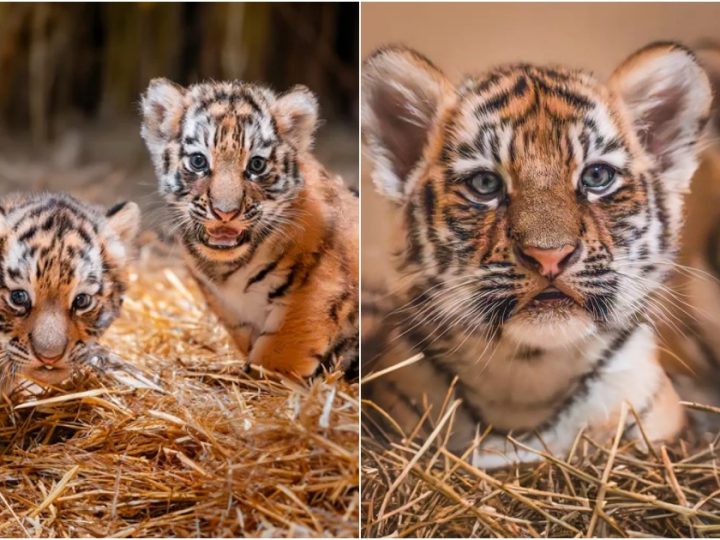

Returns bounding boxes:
[186,245,290,341]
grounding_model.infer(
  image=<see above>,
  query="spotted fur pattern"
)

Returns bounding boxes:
[362,43,711,467]
[141,80,358,378]
[0,193,139,393]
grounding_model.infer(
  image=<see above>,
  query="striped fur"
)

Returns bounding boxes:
[141,80,358,378]
[362,43,711,467]
[0,193,139,393]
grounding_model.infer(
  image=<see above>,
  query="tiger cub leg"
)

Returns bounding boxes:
[626,372,685,446]
[249,280,356,378]
[195,278,252,356]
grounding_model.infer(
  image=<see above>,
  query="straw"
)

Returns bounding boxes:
[0,246,358,538]
[362,381,720,537]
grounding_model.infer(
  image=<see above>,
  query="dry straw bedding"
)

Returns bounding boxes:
[362,392,720,537]
[0,255,359,537]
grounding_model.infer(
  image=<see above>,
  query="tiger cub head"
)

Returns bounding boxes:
[0,193,139,391]
[362,43,712,349]
[140,79,319,261]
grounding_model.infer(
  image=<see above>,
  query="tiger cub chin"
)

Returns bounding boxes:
[140,80,358,379]
[362,42,711,468]
[0,193,139,394]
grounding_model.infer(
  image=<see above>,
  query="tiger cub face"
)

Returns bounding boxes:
[0,193,139,390]
[363,43,711,349]
[140,79,318,262]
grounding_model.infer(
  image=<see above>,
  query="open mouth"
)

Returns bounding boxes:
[200,226,250,250]
[528,287,575,307]
[27,363,71,383]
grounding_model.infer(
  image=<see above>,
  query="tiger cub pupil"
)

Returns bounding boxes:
[0,193,139,393]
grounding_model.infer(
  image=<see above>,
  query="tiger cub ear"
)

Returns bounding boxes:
[695,43,720,136]
[362,46,453,202]
[609,42,712,188]
[102,201,141,261]
[273,85,319,153]
[141,78,186,160]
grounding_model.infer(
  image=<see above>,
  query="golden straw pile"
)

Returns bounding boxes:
[362,395,720,537]
[0,255,359,537]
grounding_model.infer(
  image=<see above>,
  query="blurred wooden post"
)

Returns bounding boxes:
[29,3,49,145]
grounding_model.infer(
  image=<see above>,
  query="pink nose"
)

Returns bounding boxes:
[36,353,64,365]
[209,203,240,222]
[519,244,578,278]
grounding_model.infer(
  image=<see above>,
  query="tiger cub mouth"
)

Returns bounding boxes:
[527,287,575,309]
[200,226,250,249]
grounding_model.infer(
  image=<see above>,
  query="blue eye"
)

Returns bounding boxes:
[9,289,30,308]
[188,153,209,172]
[72,293,92,311]
[580,163,617,192]
[247,156,268,176]
[465,171,504,200]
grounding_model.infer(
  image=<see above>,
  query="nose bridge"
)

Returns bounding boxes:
[509,186,580,249]
[31,306,69,359]
[209,161,243,213]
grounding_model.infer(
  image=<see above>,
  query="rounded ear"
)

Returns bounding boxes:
[362,46,453,202]
[102,201,140,262]
[272,85,319,152]
[0,208,7,238]
[695,43,720,135]
[140,78,186,162]
[609,42,712,187]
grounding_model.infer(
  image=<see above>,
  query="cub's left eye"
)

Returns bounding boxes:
[9,289,30,309]
[246,156,268,176]
[580,163,617,193]
[464,171,504,201]
[72,293,93,311]
[188,153,209,173]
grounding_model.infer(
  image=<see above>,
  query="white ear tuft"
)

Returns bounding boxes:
[362,46,453,202]
[695,44,720,137]
[0,208,7,238]
[610,42,712,187]
[140,78,186,160]
[103,201,140,262]
[273,85,319,152]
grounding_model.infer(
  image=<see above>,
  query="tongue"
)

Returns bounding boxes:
[208,227,240,240]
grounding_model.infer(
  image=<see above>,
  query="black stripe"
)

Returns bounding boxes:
[268,263,299,300]
[245,259,279,291]
[537,326,637,432]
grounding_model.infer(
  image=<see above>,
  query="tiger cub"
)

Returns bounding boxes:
[140,80,358,378]
[362,43,711,468]
[0,193,139,393]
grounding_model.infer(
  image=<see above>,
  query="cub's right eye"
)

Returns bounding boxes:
[188,153,209,173]
[9,289,30,309]
[463,170,505,203]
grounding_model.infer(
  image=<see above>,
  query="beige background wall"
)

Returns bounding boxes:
[361,3,720,283]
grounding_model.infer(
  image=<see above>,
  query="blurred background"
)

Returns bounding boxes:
[361,2,720,283]
[0,2,358,233]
